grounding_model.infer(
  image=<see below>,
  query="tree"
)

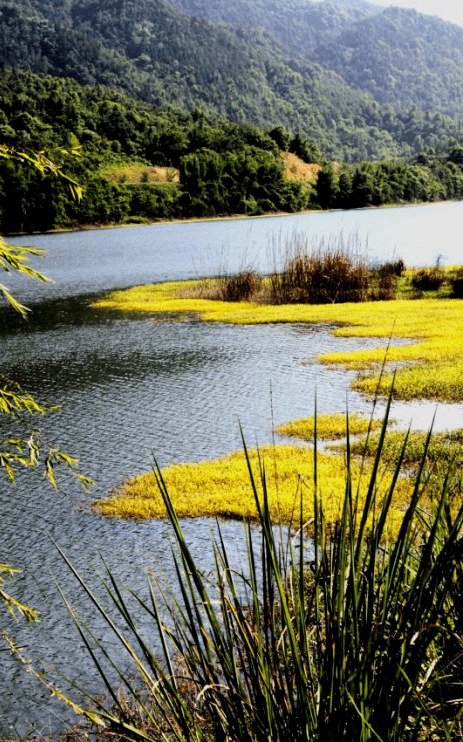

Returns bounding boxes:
[316,163,339,209]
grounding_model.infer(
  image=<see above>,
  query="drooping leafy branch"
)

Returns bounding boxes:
[0,144,83,203]
[0,145,90,624]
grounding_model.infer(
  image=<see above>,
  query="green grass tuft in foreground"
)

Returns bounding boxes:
[53,407,463,741]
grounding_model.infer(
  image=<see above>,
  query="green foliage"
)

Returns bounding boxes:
[316,163,339,210]
[0,564,38,623]
[2,0,463,168]
[179,146,310,216]
[0,237,50,314]
[125,182,183,220]
[318,157,463,211]
[0,148,92,628]
[54,409,463,740]
[0,65,463,231]
[314,7,463,122]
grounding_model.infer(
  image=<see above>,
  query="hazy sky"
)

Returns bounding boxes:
[366,0,463,28]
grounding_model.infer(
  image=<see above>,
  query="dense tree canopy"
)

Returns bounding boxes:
[0,67,462,232]
[1,0,463,165]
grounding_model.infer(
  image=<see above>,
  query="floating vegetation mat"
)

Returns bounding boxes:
[96,442,413,538]
[94,413,423,537]
[94,281,463,402]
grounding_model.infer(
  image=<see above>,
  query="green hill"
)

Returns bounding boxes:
[1,0,462,162]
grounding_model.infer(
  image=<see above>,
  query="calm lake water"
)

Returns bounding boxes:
[2,202,463,733]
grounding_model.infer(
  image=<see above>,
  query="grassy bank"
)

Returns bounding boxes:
[92,239,463,522]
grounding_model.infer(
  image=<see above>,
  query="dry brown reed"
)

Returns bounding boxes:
[451,272,463,298]
[180,231,404,305]
[216,269,263,302]
[410,266,446,291]
[269,230,371,304]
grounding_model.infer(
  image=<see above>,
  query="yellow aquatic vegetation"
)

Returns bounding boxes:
[95,443,411,538]
[94,281,463,402]
[275,413,385,441]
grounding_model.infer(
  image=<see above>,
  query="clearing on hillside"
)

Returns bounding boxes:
[280,152,322,181]
[99,162,179,184]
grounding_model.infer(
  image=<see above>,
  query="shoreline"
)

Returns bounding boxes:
[4,198,458,237]
[93,276,463,405]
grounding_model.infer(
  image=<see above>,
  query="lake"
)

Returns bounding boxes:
[2,202,463,734]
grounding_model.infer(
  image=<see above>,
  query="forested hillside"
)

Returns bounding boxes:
[170,0,375,64]
[1,0,463,232]
[168,0,463,120]
[1,68,463,234]
[313,7,463,119]
[0,68,316,232]
[1,0,463,162]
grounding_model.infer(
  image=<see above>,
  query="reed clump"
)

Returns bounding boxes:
[190,232,405,306]
[60,408,463,742]
[217,269,263,302]
[269,232,371,304]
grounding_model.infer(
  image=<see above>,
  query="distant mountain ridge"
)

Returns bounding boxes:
[313,6,463,117]
[169,0,463,119]
[0,0,462,161]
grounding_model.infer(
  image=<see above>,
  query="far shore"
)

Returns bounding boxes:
[5,198,458,237]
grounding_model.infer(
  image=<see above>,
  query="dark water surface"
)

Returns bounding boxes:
[2,204,463,733]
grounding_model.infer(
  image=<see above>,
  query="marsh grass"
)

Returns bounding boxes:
[269,231,371,304]
[94,437,412,536]
[275,412,386,441]
[332,428,463,467]
[56,404,463,741]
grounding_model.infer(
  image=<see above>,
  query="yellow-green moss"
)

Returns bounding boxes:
[95,442,412,538]
[275,413,385,441]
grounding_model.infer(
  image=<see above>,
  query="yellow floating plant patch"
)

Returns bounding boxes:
[275,413,385,441]
[95,443,412,539]
[93,282,463,402]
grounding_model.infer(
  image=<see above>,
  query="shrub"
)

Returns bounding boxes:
[451,273,463,298]
[411,267,446,291]
[125,215,150,224]
[369,259,405,300]
[377,258,406,278]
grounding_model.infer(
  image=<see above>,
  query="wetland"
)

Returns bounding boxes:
[2,202,463,733]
